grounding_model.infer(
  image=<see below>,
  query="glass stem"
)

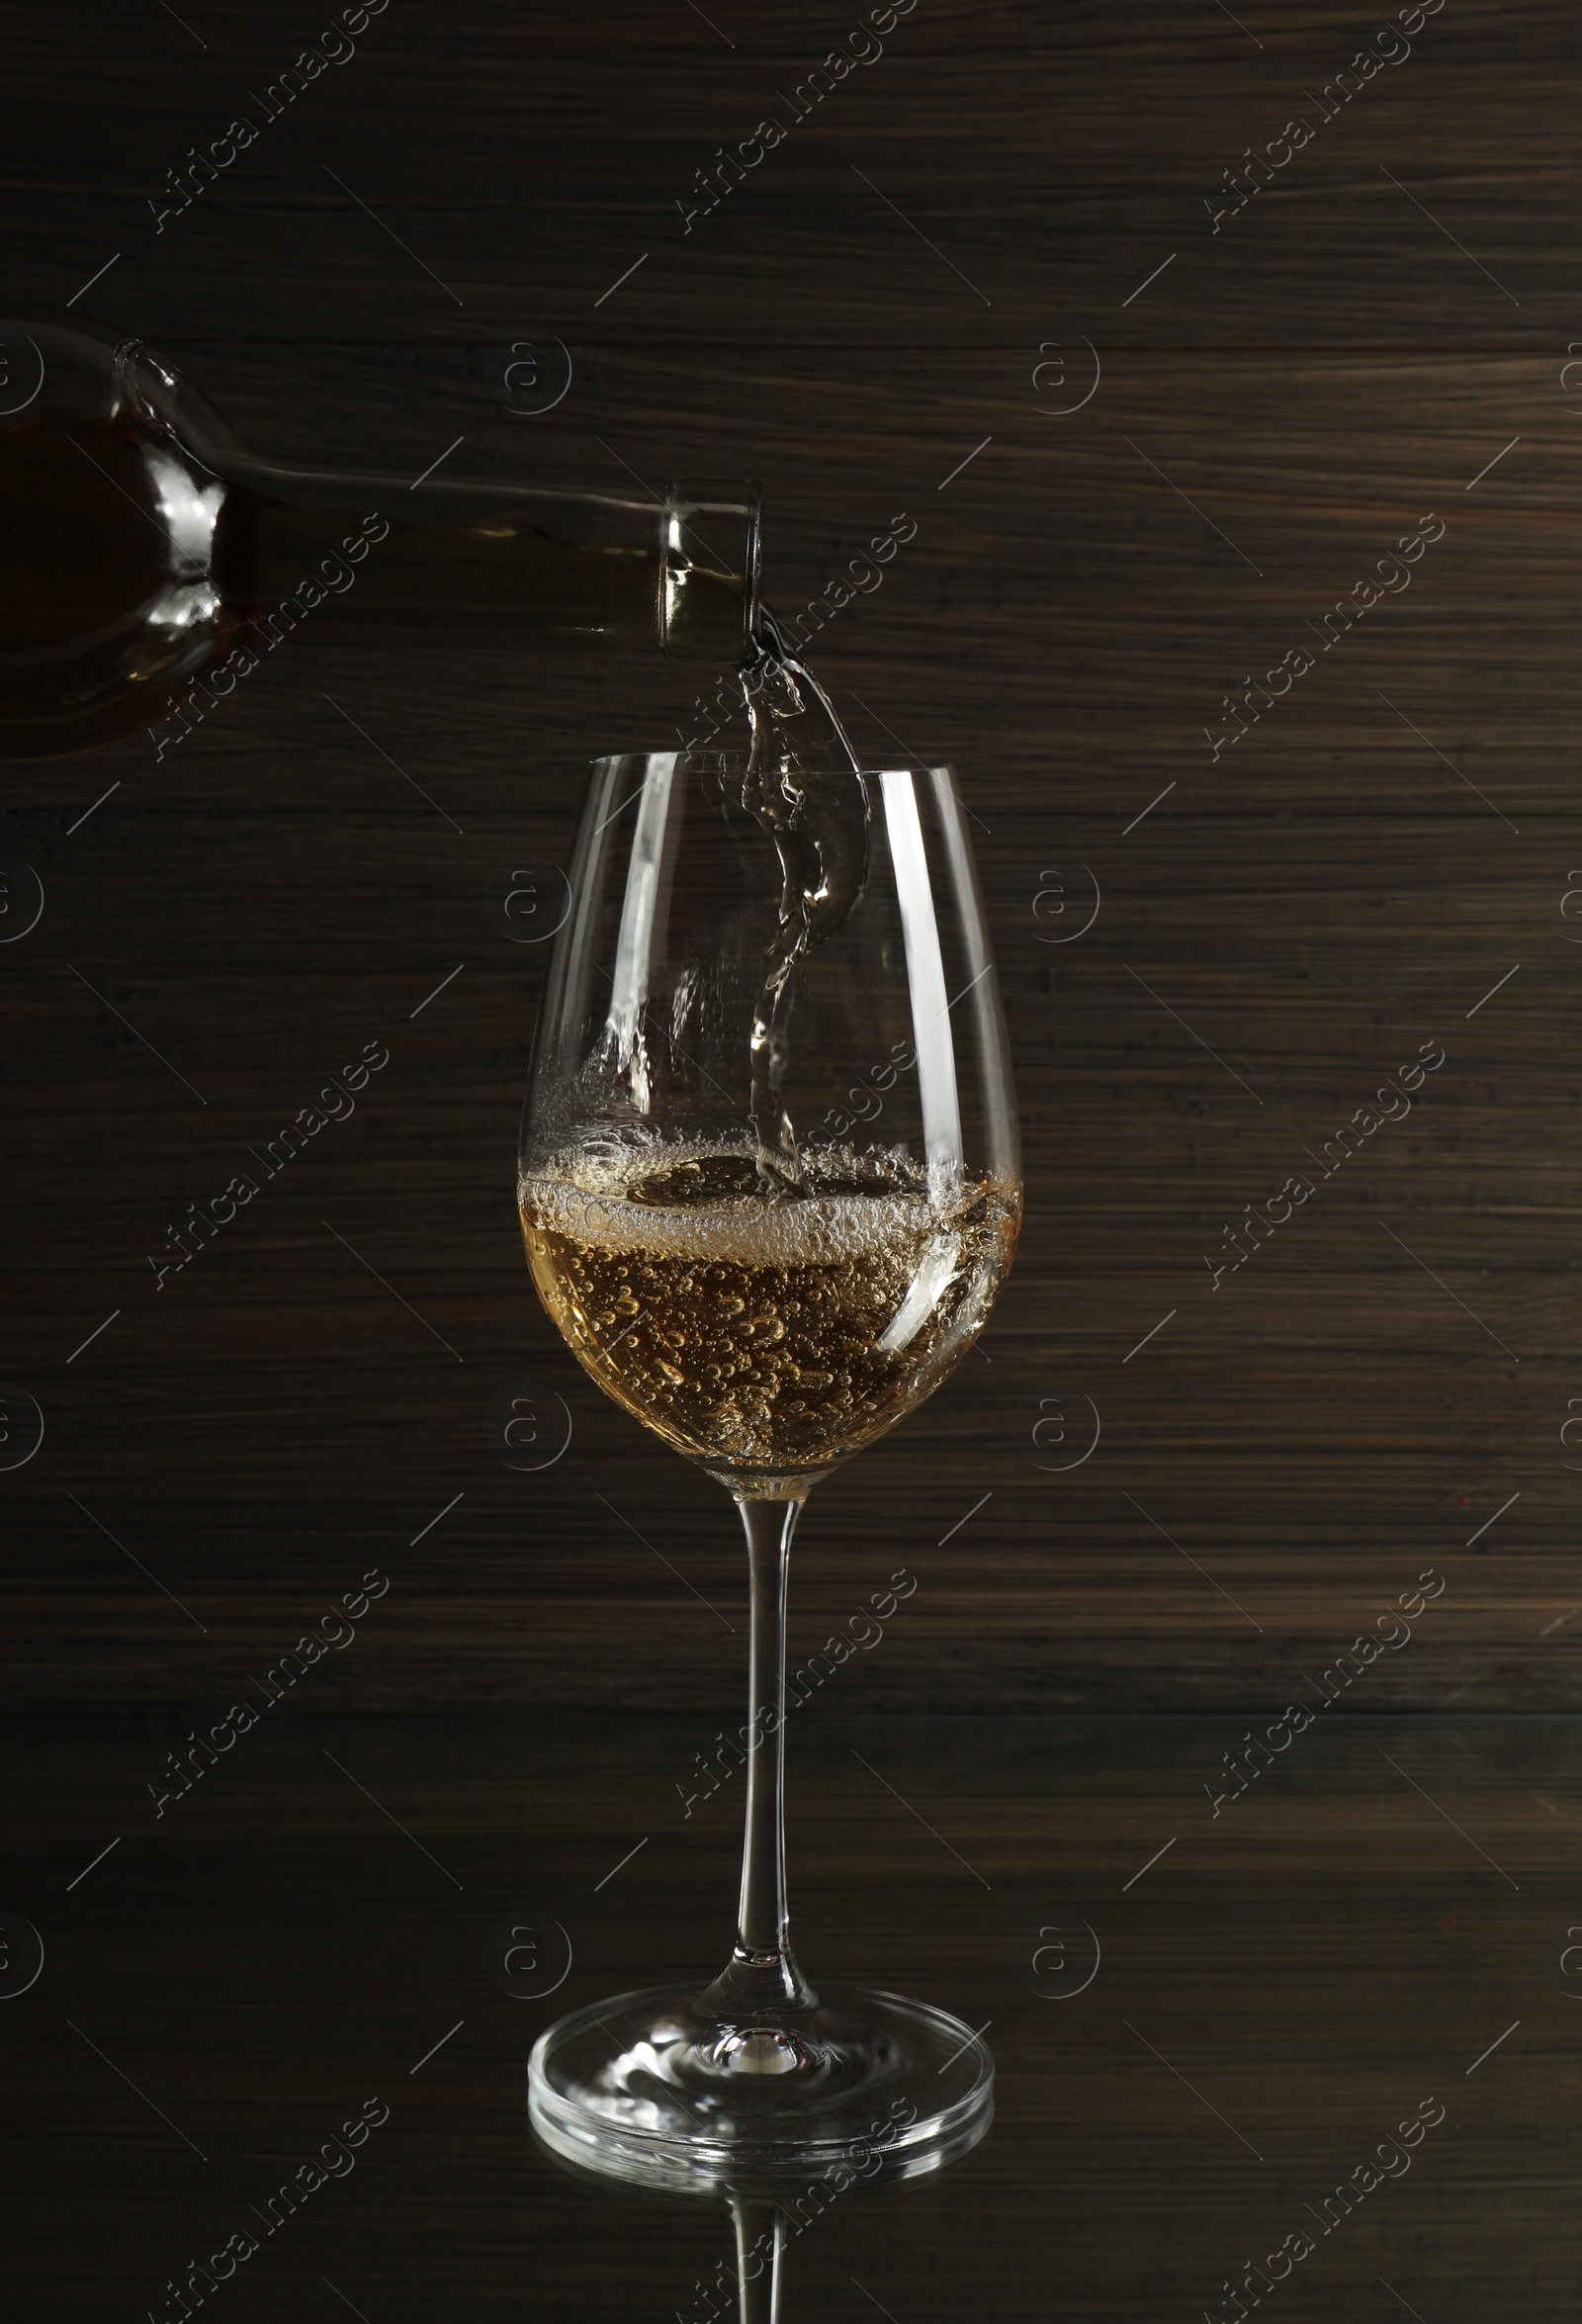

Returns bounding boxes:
[730,2197,784,2324]
[702,1496,818,2018]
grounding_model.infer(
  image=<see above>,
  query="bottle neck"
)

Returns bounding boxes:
[239,460,759,662]
[111,333,758,659]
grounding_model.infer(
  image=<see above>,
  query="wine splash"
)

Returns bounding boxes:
[736,612,870,1183]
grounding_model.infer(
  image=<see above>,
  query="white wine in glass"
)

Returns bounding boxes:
[521,744,1020,2188]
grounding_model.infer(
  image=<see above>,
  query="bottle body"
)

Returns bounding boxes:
[0,322,759,760]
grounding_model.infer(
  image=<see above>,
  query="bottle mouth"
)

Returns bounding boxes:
[659,479,760,662]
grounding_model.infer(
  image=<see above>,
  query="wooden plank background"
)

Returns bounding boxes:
[4,0,1581,1713]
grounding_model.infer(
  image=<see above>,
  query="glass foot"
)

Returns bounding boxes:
[528,1980,993,2191]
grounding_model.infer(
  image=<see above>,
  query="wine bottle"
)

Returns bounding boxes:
[0,319,759,760]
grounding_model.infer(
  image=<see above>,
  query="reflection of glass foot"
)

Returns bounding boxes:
[528,1981,993,2191]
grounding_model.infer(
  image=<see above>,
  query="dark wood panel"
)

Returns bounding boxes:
[2,2,1577,343]
[5,5,1582,1719]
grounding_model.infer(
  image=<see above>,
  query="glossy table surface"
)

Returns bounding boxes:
[4,1710,1572,2320]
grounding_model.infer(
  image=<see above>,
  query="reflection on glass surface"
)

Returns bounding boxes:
[536,2121,984,2321]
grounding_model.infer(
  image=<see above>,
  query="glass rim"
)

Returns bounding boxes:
[588,749,957,775]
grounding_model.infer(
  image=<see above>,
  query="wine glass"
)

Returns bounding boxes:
[519,748,1020,2188]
